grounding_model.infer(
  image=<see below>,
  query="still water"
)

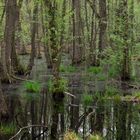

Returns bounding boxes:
[0,84,140,140]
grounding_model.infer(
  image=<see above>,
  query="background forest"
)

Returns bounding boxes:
[0,0,140,140]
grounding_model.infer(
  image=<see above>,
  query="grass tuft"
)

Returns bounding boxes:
[24,81,41,93]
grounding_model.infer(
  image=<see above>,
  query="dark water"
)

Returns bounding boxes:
[1,57,140,139]
[1,85,140,140]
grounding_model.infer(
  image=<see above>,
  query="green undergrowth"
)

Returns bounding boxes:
[87,66,102,74]
[60,65,77,73]
[24,81,41,93]
[123,92,140,102]
[64,131,103,140]
[48,77,68,93]
[105,85,120,97]
[0,123,16,135]
[82,94,93,106]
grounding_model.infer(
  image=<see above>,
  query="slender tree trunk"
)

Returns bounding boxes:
[120,0,131,80]
[0,61,8,121]
[41,0,52,68]
[72,0,82,65]
[44,1,66,139]
[27,1,38,73]
[98,0,107,58]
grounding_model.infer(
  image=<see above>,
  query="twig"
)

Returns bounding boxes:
[10,74,34,82]
[9,125,48,140]
[64,92,76,98]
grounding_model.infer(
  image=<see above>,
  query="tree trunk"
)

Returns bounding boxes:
[0,61,8,121]
[72,0,82,65]
[27,1,38,73]
[98,0,107,58]
[2,0,17,82]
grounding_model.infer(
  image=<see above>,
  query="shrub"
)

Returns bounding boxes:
[0,123,16,135]
[60,65,77,73]
[64,131,81,140]
[48,78,68,93]
[105,86,119,97]
[87,67,102,75]
[24,81,41,93]
[87,134,103,140]
[82,94,93,106]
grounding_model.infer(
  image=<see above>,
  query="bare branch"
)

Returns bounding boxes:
[9,125,48,140]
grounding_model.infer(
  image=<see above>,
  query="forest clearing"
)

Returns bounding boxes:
[0,0,140,140]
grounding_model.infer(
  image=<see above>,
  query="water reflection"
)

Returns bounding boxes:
[1,88,140,140]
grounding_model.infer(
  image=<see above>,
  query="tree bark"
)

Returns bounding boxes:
[27,1,38,73]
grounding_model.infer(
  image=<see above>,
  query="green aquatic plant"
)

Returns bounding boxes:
[87,66,102,74]
[87,134,103,140]
[0,123,16,135]
[60,64,77,73]
[64,132,103,140]
[105,86,119,97]
[97,74,107,81]
[48,78,68,93]
[108,66,119,78]
[134,92,140,98]
[64,131,81,140]
[24,81,41,93]
[82,94,93,106]
[113,95,121,103]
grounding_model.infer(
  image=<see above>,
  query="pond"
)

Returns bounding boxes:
[0,57,140,140]
[0,82,140,140]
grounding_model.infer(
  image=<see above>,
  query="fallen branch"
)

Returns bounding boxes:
[64,92,76,98]
[10,74,34,82]
[9,125,48,140]
[110,79,140,89]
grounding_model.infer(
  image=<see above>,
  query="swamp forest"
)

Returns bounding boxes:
[1,0,140,140]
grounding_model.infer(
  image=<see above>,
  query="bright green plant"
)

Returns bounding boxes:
[24,81,41,93]
[87,67,102,75]
[134,92,140,98]
[64,131,81,140]
[48,78,68,93]
[105,86,119,97]
[60,64,77,73]
[82,94,93,106]
[88,134,103,140]
[64,132,103,140]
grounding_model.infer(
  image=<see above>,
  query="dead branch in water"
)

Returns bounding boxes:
[9,125,48,140]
